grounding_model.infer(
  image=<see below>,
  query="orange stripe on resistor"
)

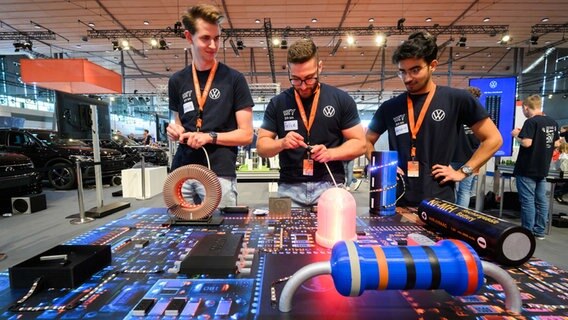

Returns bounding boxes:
[372,246,389,290]
[449,240,480,295]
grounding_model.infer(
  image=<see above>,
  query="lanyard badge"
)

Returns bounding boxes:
[406,85,437,178]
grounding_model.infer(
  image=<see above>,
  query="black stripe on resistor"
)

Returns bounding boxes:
[399,247,416,290]
[422,246,441,290]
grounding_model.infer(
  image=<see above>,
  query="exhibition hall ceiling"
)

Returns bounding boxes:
[1,0,567,102]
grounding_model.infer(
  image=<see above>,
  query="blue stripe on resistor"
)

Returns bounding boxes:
[357,243,380,294]
[382,247,407,290]
[405,246,433,289]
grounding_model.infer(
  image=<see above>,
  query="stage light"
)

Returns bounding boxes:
[457,36,467,47]
[280,39,288,49]
[121,39,130,50]
[112,40,121,51]
[150,37,158,48]
[500,33,511,43]
[236,40,244,50]
[158,38,168,50]
[397,18,406,31]
[530,34,539,45]
[173,21,182,35]
[346,35,355,45]
[375,33,386,46]
[13,42,23,52]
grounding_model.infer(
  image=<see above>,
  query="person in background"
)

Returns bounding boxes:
[512,94,560,240]
[166,3,254,207]
[343,159,362,191]
[142,129,152,145]
[256,38,366,207]
[365,31,502,206]
[452,86,482,207]
[554,142,568,203]
[559,125,568,143]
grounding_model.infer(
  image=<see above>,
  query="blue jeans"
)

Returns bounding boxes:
[182,176,238,208]
[343,160,355,186]
[516,175,548,237]
[456,175,477,208]
[451,162,475,208]
[278,181,335,207]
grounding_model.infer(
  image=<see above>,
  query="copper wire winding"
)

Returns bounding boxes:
[162,164,221,220]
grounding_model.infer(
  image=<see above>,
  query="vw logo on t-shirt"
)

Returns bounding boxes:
[489,80,498,89]
[322,105,335,117]
[209,88,221,100]
[431,109,445,122]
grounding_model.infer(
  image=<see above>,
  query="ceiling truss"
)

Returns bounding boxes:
[86,24,510,40]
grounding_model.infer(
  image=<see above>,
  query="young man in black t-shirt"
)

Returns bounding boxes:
[167,4,254,207]
[512,94,560,240]
[257,39,366,207]
[365,32,502,206]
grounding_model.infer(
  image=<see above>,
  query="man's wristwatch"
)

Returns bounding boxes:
[460,165,474,177]
[209,131,218,145]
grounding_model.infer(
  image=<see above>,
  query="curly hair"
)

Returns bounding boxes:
[466,86,482,99]
[392,31,438,64]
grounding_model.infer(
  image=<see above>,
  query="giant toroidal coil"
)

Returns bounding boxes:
[162,164,222,220]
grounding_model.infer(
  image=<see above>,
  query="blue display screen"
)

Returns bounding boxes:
[469,77,517,157]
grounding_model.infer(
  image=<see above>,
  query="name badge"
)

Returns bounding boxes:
[303,159,314,176]
[284,120,299,131]
[395,124,409,136]
[407,160,419,177]
[183,101,195,114]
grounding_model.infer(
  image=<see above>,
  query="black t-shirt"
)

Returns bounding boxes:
[453,125,480,163]
[368,85,489,205]
[513,115,559,178]
[168,62,254,177]
[261,83,361,183]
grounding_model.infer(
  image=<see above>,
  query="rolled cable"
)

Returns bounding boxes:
[278,261,331,312]
[481,261,522,314]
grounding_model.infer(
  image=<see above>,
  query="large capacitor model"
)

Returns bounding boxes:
[417,198,535,266]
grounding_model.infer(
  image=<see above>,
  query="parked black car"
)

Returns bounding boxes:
[84,134,169,168]
[0,128,130,190]
[0,151,42,202]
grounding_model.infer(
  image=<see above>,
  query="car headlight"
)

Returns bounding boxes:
[70,155,94,162]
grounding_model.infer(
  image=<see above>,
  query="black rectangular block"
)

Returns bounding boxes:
[9,245,111,288]
[179,233,243,276]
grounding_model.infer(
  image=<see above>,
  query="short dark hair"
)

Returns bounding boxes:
[392,31,438,64]
[287,38,318,64]
[182,4,224,35]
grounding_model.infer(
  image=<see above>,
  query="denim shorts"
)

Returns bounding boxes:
[278,181,335,207]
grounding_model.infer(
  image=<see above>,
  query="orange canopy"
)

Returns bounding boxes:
[21,59,122,94]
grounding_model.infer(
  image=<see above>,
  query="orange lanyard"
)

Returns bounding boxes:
[407,84,436,157]
[191,60,219,131]
[294,85,321,143]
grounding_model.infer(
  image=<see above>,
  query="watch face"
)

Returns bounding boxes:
[461,166,473,175]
